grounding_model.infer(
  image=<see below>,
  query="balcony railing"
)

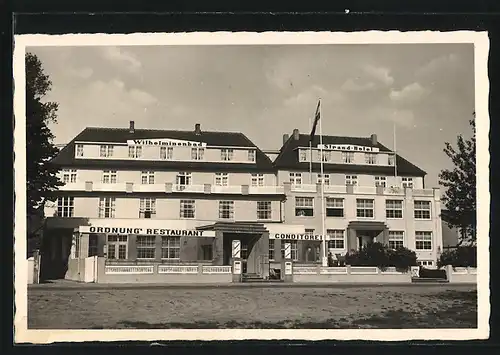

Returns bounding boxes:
[290,184,317,193]
[172,184,205,193]
[248,186,285,194]
[211,185,243,194]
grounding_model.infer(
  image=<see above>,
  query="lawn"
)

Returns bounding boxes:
[28,285,477,329]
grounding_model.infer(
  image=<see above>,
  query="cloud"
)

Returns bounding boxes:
[389,82,428,103]
[371,107,416,128]
[67,67,93,79]
[129,89,158,105]
[363,65,394,85]
[101,46,142,73]
[416,53,460,78]
[283,85,339,108]
[341,78,376,92]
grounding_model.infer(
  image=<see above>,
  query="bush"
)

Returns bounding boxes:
[419,267,447,279]
[345,242,418,272]
[437,246,477,268]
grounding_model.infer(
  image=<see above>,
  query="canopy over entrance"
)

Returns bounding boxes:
[196,222,269,234]
[348,221,388,231]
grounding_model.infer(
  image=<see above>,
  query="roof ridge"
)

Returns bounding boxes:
[83,126,243,135]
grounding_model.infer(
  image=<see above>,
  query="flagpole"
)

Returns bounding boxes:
[309,116,313,184]
[393,122,398,179]
[319,98,327,267]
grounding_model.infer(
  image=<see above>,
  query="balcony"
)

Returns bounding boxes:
[290,184,317,193]
[211,185,243,194]
[172,184,205,193]
[248,186,285,194]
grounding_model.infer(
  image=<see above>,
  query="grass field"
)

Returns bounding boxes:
[28,285,477,329]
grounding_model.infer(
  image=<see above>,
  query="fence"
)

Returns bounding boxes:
[293,265,412,283]
[445,265,477,283]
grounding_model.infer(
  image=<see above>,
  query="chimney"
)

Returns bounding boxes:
[282,134,290,144]
[370,133,377,146]
[194,123,201,135]
[129,121,135,134]
[293,129,300,140]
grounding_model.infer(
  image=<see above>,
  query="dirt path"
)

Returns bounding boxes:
[28,285,477,329]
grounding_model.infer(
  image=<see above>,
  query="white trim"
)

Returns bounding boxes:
[105,265,154,274]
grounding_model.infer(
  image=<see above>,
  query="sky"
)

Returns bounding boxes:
[29,43,475,189]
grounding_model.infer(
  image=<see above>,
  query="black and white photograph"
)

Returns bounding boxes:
[13,32,489,343]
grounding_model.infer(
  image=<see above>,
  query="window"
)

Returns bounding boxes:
[102,170,117,184]
[257,201,272,220]
[414,201,431,219]
[62,169,77,183]
[136,235,156,259]
[88,234,98,257]
[327,230,345,249]
[295,197,314,217]
[139,198,156,218]
[418,260,434,267]
[141,171,155,184]
[191,147,204,160]
[107,235,127,260]
[388,231,404,249]
[342,151,354,163]
[57,197,74,217]
[388,154,395,166]
[375,176,386,187]
[221,149,234,161]
[98,197,116,218]
[402,177,414,188]
[356,199,374,218]
[317,174,330,185]
[76,144,84,157]
[180,200,195,219]
[326,198,344,217]
[176,172,192,188]
[318,150,330,162]
[386,200,403,219]
[269,240,275,260]
[161,236,181,259]
[289,172,302,185]
[299,150,307,162]
[219,201,234,220]
[281,240,298,261]
[128,146,142,158]
[215,173,229,186]
[202,245,213,261]
[365,153,377,164]
[345,175,358,186]
[99,145,113,157]
[251,173,264,187]
[248,150,256,162]
[160,146,174,160]
[415,231,432,250]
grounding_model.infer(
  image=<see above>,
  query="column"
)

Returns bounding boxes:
[97,233,107,257]
[347,228,357,252]
[283,241,293,282]
[128,234,137,260]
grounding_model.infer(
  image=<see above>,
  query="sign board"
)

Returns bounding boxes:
[284,261,293,275]
[127,138,206,147]
[232,240,241,259]
[270,233,328,241]
[316,144,379,153]
[233,260,242,275]
[79,226,215,237]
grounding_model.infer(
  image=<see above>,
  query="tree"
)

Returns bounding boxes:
[438,115,476,244]
[345,242,418,272]
[26,52,63,237]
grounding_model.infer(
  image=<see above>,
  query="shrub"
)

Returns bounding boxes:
[437,246,477,268]
[419,267,447,279]
[345,242,417,272]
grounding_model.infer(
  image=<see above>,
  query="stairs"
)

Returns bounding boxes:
[242,273,283,283]
[412,277,449,283]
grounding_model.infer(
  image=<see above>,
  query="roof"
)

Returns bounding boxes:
[51,127,275,172]
[273,133,427,177]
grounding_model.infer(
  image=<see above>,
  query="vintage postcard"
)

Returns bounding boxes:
[13,31,490,343]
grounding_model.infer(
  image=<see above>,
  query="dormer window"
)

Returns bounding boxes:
[160,146,174,160]
[299,150,307,162]
[76,144,84,157]
[342,152,354,163]
[221,149,234,161]
[99,145,113,158]
[365,153,377,164]
[248,150,256,162]
[318,150,330,162]
[129,146,142,158]
[388,155,395,166]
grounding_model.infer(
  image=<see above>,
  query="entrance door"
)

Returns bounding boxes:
[241,241,249,274]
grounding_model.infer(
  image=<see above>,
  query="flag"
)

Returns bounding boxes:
[309,100,321,143]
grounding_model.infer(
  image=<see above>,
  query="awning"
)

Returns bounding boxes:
[196,222,268,234]
[348,221,388,231]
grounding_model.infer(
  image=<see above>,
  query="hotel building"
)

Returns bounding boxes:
[40,122,443,283]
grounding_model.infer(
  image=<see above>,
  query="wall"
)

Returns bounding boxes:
[95,258,232,284]
[446,265,477,284]
[27,257,34,284]
[65,258,86,282]
[292,266,412,283]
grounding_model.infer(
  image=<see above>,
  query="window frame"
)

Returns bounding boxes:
[251,173,264,187]
[161,236,181,260]
[136,235,156,260]
[327,229,345,249]
[388,231,405,249]
[191,147,205,160]
[62,169,77,183]
[268,240,275,261]
[57,197,74,217]
[257,201,272,220]
[341,151,355,163]
[141,171,155,184]
[345,175,358,186]
[289,172,302,185]
[139,198,156,219]
[295,196,314,217]
[248,149,256,162]
[99,145,114,158]
[107,235,127,260]
[317,173,330,186]
[365,153,377,164]
[221,148,234,161]
[375,176,387,187]
[76,144,84,157]
[218,200,235,220]
[386,199,404,219]
[415,231,433,250]
[414,200,431,220]
[128,145,142,159]
[326,197,344,217]
[215,172,229,186]
[98,197,116,218]
[356,198,375,218]
[102,170,117,184]
[180,199,195,219]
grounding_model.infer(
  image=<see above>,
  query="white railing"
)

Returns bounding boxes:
[381,267,400,274]
[172,184,205,193]
[93,182,128,192]
[469,267,477,275]
[202,266,232,274]
[291,184,317,193]
[353,186,377,195]
[293,266,318,274]
[158,265,199,274]
[350,266,378,274]
[211,185,243,194]
[320,267,348,274]
[58,182,87,191]
[451,267,469,274]
[248,186,285,194]
[323,185,347,194]
[133,184,164,193]
[105,265,154,274]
